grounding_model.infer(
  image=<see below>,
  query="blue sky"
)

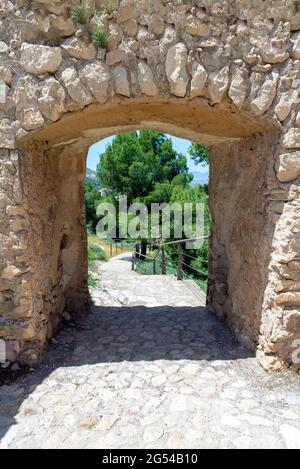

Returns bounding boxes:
[87,134,209,176]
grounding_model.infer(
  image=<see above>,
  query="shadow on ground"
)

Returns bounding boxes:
[0,303,253,443]
[61,303,253,365]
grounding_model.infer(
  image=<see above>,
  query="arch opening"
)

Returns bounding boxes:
[16,98,281,365]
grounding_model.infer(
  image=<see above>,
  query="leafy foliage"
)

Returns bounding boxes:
[85,131,210,290]
[71,6,85,24]
[168,184,210,290]
[85,181,102,233]
[97,131,191,204]
[87,238,106,287]
[88,244,106,263]
[188,142,210,166]
[92,28,109,48]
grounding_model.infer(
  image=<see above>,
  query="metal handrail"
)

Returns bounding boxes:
[133,251,153,261]
[157,235,209,247]
[132,235,210,280]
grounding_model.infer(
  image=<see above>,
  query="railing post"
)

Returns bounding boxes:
[161,246,166,275]
[132,244,135,271]
[115,243,117,255]
[153,258,156,275]
[110,243,112,258]
[177,244,183,281]
[136,243,140,259]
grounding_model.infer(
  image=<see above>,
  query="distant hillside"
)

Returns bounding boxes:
[86,168,100,188]
[191,170,209,186]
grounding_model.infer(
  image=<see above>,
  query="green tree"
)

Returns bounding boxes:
[97,131,191,204]
[84,181,102,233]
[96,131,192,256]
[169,184,210,291]
[188,142,209,166]
[86,132,211,290]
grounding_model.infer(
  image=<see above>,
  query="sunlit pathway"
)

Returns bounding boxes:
[0,254,300,449]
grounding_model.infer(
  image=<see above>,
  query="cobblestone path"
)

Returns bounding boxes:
[1,254,300,449]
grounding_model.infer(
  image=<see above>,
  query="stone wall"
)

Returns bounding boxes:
[208,132,280,351]
[0,0,299,369]
[0,140,89,363]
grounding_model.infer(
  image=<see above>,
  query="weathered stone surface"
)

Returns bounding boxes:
[228,64,247,109]
[49,16,76,38]
[0,41,8,53]
[6,206,26,216]
[275,90,298,122]
[96,0,119,10]
[0,79,7,105]
[276,152,300,182]
[147,15,165,36]
[106,49,125,66]
[38,78,66,122]
[209,66,230,104]
[108,23,123,49]
[291,32,300,60]
[14,77,44,131]
[61,68,93,107]
[124,18,138,36]
[250,71,278,116]
[276,292,300,305]
[283,128,300,149]
[184,16,210,37]
[190,61,207,99]
[116,0,136,23]
[166,43,188,98]
[80,63,111,103]
[0,119,15,149]
[62,38,97,60]
[90,8,108,32]
[1,265,24,280]
[82,0,96,20]
[291,12,300,31]
[0,0,300,374]
[137,61,157,96]
[112,64,130,97]
[20,44,62,75]
[0,64,12,85]
[261,45,289,64]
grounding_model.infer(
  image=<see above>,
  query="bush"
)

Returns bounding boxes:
[71,6,85,24]
[87,242,106,288]
[88,244,106,263]
[88,273,97,288]
[92,28,109,48]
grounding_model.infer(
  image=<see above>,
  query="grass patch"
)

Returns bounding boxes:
[88,236,107,287]
[88,274,97,288]
[71,6,85,24]
[88,244,106,263]
[92,28,109,48]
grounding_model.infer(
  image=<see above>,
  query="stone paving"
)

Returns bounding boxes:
[0,254,300,449]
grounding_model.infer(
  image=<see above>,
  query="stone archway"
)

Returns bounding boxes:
[0,0,299,371]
